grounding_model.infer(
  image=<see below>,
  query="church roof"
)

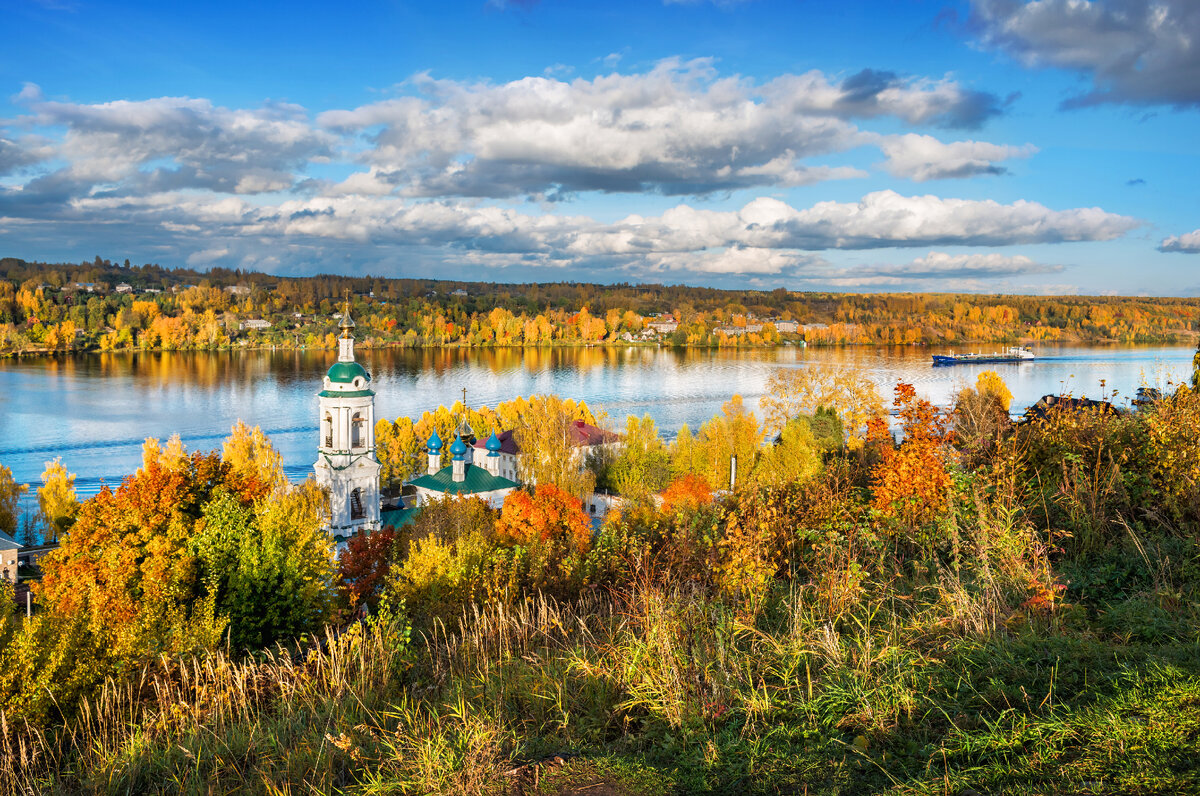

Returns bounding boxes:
[411,464,520,495]
[326,361,370,385]
[472,428,519,455]
[381,505,420,529]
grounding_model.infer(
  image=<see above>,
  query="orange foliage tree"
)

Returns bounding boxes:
[36,452,263,657]
[870,383,954,536]
[492,484,593,596]
[659,474,714,515]
[495,484,592,556]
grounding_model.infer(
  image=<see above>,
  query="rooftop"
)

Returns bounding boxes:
[411,463,520,495]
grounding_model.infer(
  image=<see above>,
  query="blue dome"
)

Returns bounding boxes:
[449,436,468,458]
[485,432,502,455]
[427,430,443,452]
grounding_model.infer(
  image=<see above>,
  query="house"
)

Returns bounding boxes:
[773,320,799,334]
[0,531,20,583]
[115,282,133,294]
[240,319,272,331]
[225,285,251,296]
[647,315,678,334]
[1021,394,1121,424]
[469,419,620,477]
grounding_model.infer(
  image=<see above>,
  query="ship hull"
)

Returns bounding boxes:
[932,354,1034,366]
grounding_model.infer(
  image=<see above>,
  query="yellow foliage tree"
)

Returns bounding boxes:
[222,420,287,493]
[759,363,884,444]
[975,370,1013,411]
[37,457,79,543]
[0,463,28,539]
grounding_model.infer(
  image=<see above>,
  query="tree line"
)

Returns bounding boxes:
[1,256,1197,355]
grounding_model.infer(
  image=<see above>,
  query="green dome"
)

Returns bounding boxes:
[326,361,370,384]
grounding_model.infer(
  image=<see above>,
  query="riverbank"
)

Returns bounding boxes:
[2,329,1197,359]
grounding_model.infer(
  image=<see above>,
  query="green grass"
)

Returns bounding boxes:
[5,582,1200,795]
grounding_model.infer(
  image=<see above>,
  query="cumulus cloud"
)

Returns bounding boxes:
[1159,229,1200,253]
[575,191,1138,254]
[764,68,1010,129]
[10,88,334,197]
[855,251,1062,278]
[877,133,1036,181]
[319,59,1004,198]
[0,137,45,175]
[970,0,1200,108]
[66,190,1137,265]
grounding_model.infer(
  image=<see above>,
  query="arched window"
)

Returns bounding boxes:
[323,413,333,449]
[350,488,365,520]
[351,412,364,449]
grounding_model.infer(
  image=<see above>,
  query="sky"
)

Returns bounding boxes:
[1,0,1198,295]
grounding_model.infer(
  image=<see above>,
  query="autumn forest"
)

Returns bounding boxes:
[1,256,1197,356]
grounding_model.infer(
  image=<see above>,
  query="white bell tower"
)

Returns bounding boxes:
[313,299,381,538]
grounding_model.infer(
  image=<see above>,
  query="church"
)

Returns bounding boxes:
[315,303,615,540]
[313,303,520,541]
[313,305,382,538]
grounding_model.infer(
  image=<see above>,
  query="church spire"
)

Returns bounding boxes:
[337,292,356,363]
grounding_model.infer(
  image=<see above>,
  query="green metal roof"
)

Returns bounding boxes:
[318,389,375,398]
[410,464,520,495]
[381,506,421,529]
[326,361,370,384]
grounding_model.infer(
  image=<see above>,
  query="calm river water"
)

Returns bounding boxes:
[0,343,1192,504]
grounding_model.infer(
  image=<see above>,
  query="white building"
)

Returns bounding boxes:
[411,428,520,510]
[241,319,272,330]
[313,305,381,539]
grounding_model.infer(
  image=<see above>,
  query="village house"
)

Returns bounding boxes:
[0,531,20,584]
[646,315,678,334]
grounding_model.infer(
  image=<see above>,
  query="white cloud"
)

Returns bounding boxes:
[857,251,1061,277]
[877,133,1036,181]
[1159,229,1200,253]
[68,190,1137,265]
[12,92,334,196]
[318,59,1004,199]
[764,69,1007,128]
[970,0,1200,108]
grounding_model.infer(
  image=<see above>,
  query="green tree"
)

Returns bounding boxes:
[609,414,671,497]
[192,481,335,650]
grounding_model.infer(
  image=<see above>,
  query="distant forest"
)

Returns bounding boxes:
[1,255,1197,355]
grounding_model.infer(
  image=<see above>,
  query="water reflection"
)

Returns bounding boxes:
[0,343,1191,497]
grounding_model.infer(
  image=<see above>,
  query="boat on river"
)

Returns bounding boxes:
[932,346,1035,366]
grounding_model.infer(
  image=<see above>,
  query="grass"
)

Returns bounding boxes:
[4,577,1198,795]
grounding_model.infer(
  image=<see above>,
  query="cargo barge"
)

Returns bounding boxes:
[932,346,1035,366]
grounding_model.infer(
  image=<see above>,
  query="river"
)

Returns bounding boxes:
[0,343,1192,510]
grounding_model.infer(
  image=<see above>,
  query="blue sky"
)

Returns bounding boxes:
[1,0,1198,295]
